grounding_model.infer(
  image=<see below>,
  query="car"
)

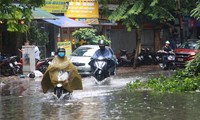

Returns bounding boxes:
[69,45,117,76]
[175,39,200,67]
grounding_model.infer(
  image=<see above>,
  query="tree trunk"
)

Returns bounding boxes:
[133,28,142,69]
[154,28,162,51]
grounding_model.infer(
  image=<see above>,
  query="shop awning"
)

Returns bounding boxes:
[32,8,57,19]
[43,16,92,28]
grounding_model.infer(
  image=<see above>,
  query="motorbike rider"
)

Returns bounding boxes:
[162,40,173,68]
[41,47,83,94]
[90,40,116,75]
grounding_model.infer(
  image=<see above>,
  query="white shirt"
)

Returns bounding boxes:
[35,46,40,60]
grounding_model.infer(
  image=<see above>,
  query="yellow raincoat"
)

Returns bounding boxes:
[41,56,83,93]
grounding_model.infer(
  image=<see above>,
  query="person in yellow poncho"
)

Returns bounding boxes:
[41,47,83,93]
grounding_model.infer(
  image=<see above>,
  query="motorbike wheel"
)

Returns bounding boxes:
[117,59,124,67]
[159,63,166,70]
[96,74,103,81]
[95,70,105,81]
[37,63,49,73]
[1,64,13,76]
[54,87,63,99]
[12,65,21,76]
[170,62,176,70]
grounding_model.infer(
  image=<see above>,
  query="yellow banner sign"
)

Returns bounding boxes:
[65,0,99,18]
[41,0,69,13]
[57,41,72,56]
[75,18,99,24]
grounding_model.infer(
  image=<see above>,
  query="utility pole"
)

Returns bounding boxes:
[178,0,183,44]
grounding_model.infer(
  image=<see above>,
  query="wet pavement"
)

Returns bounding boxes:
[0,65,161,87]
[2,65,192,120]
[0,65,172,97]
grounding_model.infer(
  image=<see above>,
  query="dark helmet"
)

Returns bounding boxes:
[57,47,66,58]
[29,72,35,78]
[57,47,66,52]
[98,40,105,50]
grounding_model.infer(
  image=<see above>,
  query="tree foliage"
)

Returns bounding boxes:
[109,0,176,31]
[191,2,200,20]
[72,28,111,45]
[184,40,200,76]
[28,22,49,46]
[0,0,45,32]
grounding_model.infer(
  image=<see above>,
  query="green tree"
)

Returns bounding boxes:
[191,1,200,20]
[108,0,176,68]
[28,22,49,46]
[0,0,45,32]
[108,0,196,68]
[72,28,111,45]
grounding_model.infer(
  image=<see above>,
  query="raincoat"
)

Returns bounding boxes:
[41,56,83,93]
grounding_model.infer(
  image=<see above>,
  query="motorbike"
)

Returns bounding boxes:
[116,49,135,67]
[0,53,8,61]
[0,56,23,76]
[54,70,71,98]
[136,48,146,66]
[145,48,159,65]
[158,50,176,70]
[89,57,114,82]
[36,56,53,73]
[155,50,164,63]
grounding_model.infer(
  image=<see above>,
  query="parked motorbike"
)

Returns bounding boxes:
[0,53,8,61]
[136,48,160,66]
[136,48,146,66]
[89,57,114,82]
[116,49,135,67]
[0,56,23,76]
[155,50,164,63]
[36,56,53,73]
[145,48,159,65]
[158,50,175,70]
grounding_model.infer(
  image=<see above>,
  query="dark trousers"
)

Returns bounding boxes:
[162,55,167,67]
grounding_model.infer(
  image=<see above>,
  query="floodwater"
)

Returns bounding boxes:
[1,70,200,120]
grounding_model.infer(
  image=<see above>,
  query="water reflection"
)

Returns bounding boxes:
[103,91,200,120]
[1,73,200,119]
[1,90,200,120]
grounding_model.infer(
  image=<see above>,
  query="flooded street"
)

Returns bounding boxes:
[1,70,200,120]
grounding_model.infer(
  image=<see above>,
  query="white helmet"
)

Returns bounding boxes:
[165,41,170,44]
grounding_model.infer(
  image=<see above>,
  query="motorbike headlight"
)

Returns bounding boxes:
[168,55,175,61]
[148,55,152,59]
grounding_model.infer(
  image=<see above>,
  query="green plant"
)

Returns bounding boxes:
[126,79,144,90]
[126,39,200,92]
[126,69,200,92]
[72,28,96,41]
[27,22,49,46]
[0,0,45,32]
[72,28,111,45]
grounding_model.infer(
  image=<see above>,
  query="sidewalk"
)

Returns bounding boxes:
[116,64,161,75]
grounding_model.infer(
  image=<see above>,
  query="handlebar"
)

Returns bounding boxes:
[157,50,174,55]
[91,57,112,61]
